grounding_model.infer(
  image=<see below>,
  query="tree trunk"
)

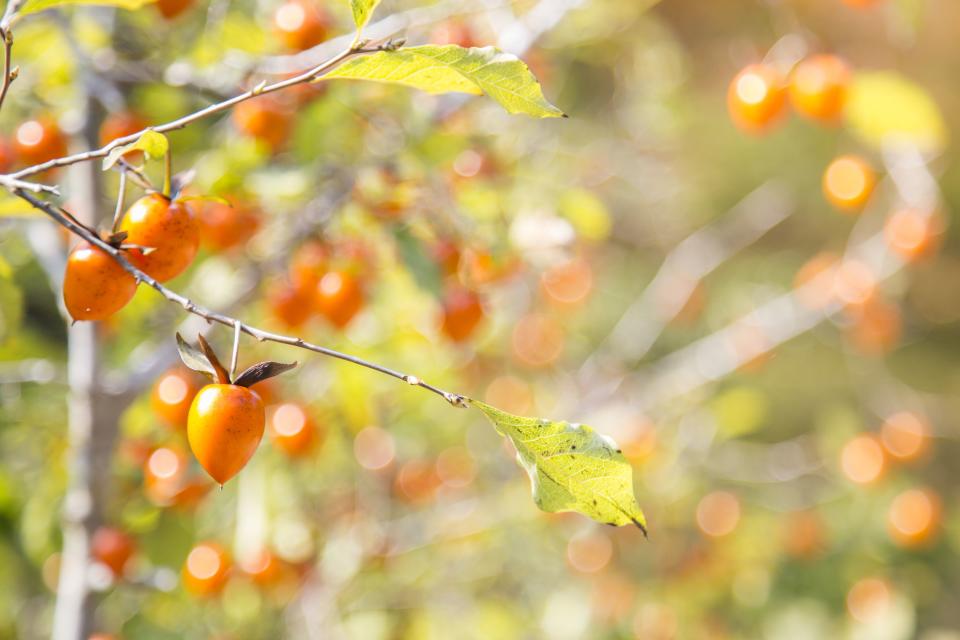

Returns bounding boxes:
[50,95,118,640]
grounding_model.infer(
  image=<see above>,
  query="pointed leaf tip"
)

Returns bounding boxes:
[233,360,297,388]
[472,400,647,530]
[176,332,218,382]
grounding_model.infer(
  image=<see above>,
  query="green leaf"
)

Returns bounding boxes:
[346,0,380,30]
[472,400,647,532]
[175,333,218,382]
[19,0,154,17]
[102,130,168,170]
[845,71,948,153]
[327,45,565,119]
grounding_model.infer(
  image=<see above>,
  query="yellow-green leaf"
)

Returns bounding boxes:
[327,45,565,119]
[346,0,380,30]
[102,130,168,170]
[19,0,154,17]
[472,400,647,531]
[845,71,948,153]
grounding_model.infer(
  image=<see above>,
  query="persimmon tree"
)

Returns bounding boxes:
[0,0,646,637]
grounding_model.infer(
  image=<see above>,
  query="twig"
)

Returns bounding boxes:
[0,29,16,114]
[15,189,470,408]
[0,174,59,195]
[111,171,127,232]
[230,319,241,381]
[4,43,371,181]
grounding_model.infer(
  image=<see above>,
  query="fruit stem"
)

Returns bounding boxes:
[230,319,241,382]
[111,170,127,232]
[162,148,172,198]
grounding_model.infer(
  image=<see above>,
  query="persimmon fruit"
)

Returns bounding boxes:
[273,0,330,51]
[91,526,135,578]
[63,242,138,321]
[268,402,319,457]
[823,155,876,212]
[120,193,200,282]
[14,118,68,167]
[182,542,231,596]
[198,199,262,252]
[188,384,265,485]
[151,368,200,429]
[789,54,851,123]
[727,64,787,133]
[440,287,484,342]
[315,271,364,328]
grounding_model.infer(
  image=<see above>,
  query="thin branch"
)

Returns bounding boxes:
[0,29,16,114]
[111,171,127,232]
[230,319,241,381]
[15,189,470,408]
[0,174,59,195]
[4,42,378,181]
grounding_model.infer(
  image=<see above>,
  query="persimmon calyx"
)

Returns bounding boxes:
[175,332,297,386]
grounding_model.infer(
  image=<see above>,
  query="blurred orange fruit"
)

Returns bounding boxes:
[823,155,876,212]
[789,54,851,123]
[727,63,787,133]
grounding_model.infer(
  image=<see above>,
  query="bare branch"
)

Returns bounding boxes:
[4,43,370,181]
[15,189,470,408]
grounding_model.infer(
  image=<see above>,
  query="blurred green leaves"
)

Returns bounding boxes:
[846,71,947,153]
[473,400,647,530]
[19,0,154,18]
[0,257,22,344]
[346,0,381,31]
[327,45,565,118]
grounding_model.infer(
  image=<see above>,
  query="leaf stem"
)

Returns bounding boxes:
[230,319,241,382]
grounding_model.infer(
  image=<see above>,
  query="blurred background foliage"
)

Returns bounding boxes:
[2,0,960,638]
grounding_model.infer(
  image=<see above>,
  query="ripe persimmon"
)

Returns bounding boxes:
[789,54,851,123]
[240,548,285,587]
[14,118,68,167]
[232,97,292,152]
[289,239,329,291]
[188,384,265,485]
[823,155,876,212]
[727,64,787,133]
[883,209,944,263]
[198,199,262,252]
[268,402,319,457]
[143,445,189,505]
[0,137,15,172]
[429,20,478,48]
[99,111,147,160]
[273,0,330,52]
[440,287,484,342]
[182,542,231,596]
[120,193,200,282]
[63,242,138,321]
[151,368,200,429]
[315,271,364,328]
[91,526,135,578]
[267,282,314,330]
[156,0,194,19]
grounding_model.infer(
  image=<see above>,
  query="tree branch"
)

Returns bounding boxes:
[3,41,383,181]
[15,189,470,408]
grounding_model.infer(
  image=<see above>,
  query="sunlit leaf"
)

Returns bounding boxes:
[327,45,565,118]
[472,400,647,531]
[19,0,154,17]
[175,333,218,382]
[346,0,381,30]
[845,71,948,153]
[102,130,168,170]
